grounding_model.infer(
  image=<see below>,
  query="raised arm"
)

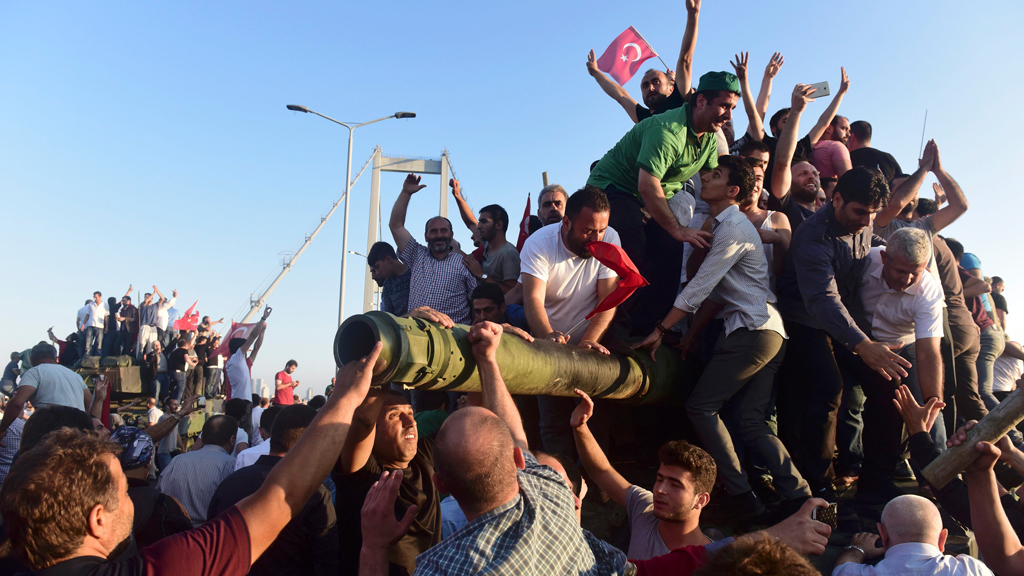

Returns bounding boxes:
[122,284,133,300]
[586,50,640,123]
[389,174,425,254]
[249,324,267,363]
[570,389,630,507]
[0,385,35,444]
[755,52,784,121]
[469,321,528,451]
[771,84,815,199]
[88,376,107,420]
[731,52,764,141]
[874,142,934,229]
[335,392,385,475]
[965,440,1024,576]
[146,396,201,444]
[153,285,165,304]
[805,68,850,146]
[929,143,969,232]
[241,307,271,356]
[236,342,379,566]
[674,0,700,97]
[449,179,478,231]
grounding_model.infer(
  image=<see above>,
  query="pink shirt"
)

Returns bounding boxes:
[810,140,851,179]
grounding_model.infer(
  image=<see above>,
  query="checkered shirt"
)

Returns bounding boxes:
[414,453,634,575]
[400,238,477,324]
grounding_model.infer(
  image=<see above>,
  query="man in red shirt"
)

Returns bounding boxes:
[274,360,299,405]
[0,342,383,576]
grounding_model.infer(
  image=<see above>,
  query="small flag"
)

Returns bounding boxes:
[583,241,648,319]
[596,26,658,86]
[211,322,258,359]
[173,300,200,332]
[516,194,532,252]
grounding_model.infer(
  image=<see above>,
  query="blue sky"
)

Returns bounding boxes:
[3,1,1022,399]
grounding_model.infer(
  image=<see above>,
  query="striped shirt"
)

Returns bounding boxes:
[676,204,786,338]
[157,444,236,527]
[400,238,477,324]
[414,453,633,575]
[0,417,24,488]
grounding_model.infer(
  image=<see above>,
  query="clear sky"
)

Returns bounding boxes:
[3,1,1022,399]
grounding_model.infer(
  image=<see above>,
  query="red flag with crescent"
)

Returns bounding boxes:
[173,300,200,332]
[596,26,658,86]
[211,322,257,359]
[583,241,649,319]
[516,194,532,252]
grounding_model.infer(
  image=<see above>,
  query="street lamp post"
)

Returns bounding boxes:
[287,105,415,325]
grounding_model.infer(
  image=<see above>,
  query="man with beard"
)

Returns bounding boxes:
[809,115,852,179]
[367,241,411,317]
[770,84,825,231]
[115,294,138,356]
[389,174,477,327]
[537,184,568,226]
[519,187,620,458]
[586,0,700,124]
[586,71,737,334]
[776,165,903,503]
[461,203,520,293]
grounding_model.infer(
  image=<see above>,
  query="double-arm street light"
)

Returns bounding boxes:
[287,105,416,325]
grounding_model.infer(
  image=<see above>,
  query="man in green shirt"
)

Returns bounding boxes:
[587,71,740,334]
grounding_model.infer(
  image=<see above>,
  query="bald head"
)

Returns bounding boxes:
[433,407,519,517]
[880,495,943,547]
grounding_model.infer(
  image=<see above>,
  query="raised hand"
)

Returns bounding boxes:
[335,341,383,403]
[179,395,202,415]
[730,52,749,82]
[919,139,937,172]
[569,389,595,428]
[685,0,700,13]
[361,470,418,551]
[791,84,816,112]
[892,384,945,435]
[838,67,850,94]
[764,52,784,78]
[933,182,947,206]
[262,306,273,320]
[586,49,599,75]
[402,174,427,195]
[468,321,503,362]
[449,178,463,200]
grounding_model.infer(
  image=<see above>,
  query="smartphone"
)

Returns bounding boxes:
[812,502,839,528]
[808,81,831,99]
[198,397,207,407]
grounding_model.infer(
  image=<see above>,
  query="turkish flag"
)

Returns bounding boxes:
[211,322,258,359]
[583,241,649,319]
[596,26,658,86]
[173,300,200,332]
[516,194,532,252]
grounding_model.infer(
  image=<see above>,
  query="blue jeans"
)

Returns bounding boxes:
[977,326,1006,412]
[84,326,104,356]
[170,371,187,402]
[153,372,170,401]
[156,452,173,473]
[77,329,87,358]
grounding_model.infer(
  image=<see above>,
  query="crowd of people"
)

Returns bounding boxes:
[1,1,1023,575]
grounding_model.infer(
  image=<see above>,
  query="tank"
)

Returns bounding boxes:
[334,311,680,404]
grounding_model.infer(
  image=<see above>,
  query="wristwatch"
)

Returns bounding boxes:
[480,273,489,281]
[171,413,182,422]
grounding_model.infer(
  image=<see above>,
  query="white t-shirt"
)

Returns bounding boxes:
[232,427,249,456]
[147,407,164,425]
[19,364,88,410]
[250,406,266,447]
[519,222,620,344]
[156,414,180,454]
[859,248,945,348]
[77,305,90,329]
[225,349,252,402]
[85,301,109,329]
[993,355,1023,393]
[234,440,272,471]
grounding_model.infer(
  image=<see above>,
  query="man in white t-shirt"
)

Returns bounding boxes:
[859,227,946,451]
[519,186,620,457]
[81,291,109,356]
[146,397,164,425]
[75,299,91,358]
[225,307,271,402]
[993,341,1024,401]
[0,342,92,446]
[250,396,269,447]
[234,404,280,470]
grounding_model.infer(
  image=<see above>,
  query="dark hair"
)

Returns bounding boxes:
[738,139,770,157]
[992,276,1004,286]
[692,533,818,576]
[223,398,252,436]
[833,167,889,209]
[528,215,543,235]
[565,186,610,221]
[716,155,757,205]
[308,395,327,410]
[820,176,838,187]
[850,120,872,143]
[945,238,965,261]
[260,405,284,434]
[176,337,188,348]
[689,90,735,108]
[769,108,791,135]
[270,405,317,453]
[29,342,58,365]
[416,392,448,412]
[93,291,102,298]
[251,393,260,405]
[21,406,96,453]
[196,335,208,344]
[658,440,717,494]
[201,414,239,448]
[830,115,848,128]
[471,283,506,307]
[123,296,132,303]
[284,361,298,371]
[228,337,246,355]
[480,204,509,232]
[424,216,453,234]
[915,198,938,217]
[0,429,122,569]
[367,241,398,266]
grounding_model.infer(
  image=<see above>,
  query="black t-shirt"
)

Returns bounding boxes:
[194,343,210,366]
[635,87,686,122]
[168,348,189,373]
[992,292,1008,314]
[850,147,902,183]
[333,438,441,576]
[770,190,814,232]
[762,133,813,196]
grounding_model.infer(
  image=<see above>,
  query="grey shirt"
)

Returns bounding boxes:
[19,364,88,410]
[625,485,670,560]
[482,241,521,283]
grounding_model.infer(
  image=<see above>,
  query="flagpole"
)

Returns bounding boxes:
[630,26,670,71]
[563,317,589,339]
[918,110,928,157]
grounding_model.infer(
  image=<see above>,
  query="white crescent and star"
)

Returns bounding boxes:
[619,42,642,62]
